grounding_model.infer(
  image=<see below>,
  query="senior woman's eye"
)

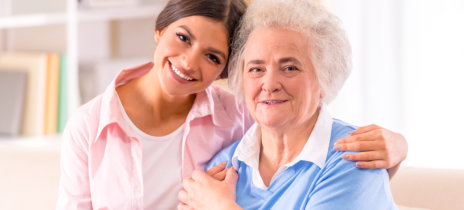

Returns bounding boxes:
[283,66,299,71]
[249,67,263,73]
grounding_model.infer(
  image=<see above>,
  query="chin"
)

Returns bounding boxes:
[256,117,288,129]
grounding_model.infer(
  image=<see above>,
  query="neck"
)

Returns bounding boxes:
[116,65,196,136]
[258,107,320,186]
[137,67,196,121]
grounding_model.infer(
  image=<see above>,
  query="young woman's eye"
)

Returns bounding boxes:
[176,32,190,43]
[207,54,221,65]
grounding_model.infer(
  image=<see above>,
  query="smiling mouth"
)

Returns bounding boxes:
[170,62,196,81]
[262,100,288,105]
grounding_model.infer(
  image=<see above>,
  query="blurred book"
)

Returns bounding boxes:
[0,71,26,136]
[57,54,68,133]
[44,53,60,135]
[0,52,48,136]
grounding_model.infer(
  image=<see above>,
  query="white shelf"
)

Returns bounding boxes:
[0,13,67,29]
[0,0,163,141]
[0,3,164,29]
[0,134,61,151]
[78,3,165,22]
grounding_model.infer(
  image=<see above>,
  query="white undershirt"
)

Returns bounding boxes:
[120,102,184,210]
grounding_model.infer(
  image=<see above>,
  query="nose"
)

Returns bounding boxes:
[180,49,201,72]
[261,67,282,93]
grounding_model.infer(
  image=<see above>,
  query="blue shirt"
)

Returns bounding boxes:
[206,106,397,210]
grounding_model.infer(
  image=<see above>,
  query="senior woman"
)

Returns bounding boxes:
[178,0,398,209]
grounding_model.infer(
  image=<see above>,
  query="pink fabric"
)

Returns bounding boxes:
[56,62,254,210]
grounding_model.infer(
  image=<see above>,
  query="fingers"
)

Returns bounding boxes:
[341,151,386,162]
[335,130,379,145]
[212,168,228,181]
[224,167,238,185]
[182,178,194,193]
[177,202,193,210]
[350,124,381,135]
[206,161,227,176]
[191,169,209,182]
[334,140,384,152]
[355,160,388,169]
[178,189,189,204]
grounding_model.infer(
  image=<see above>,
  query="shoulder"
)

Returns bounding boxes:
[206,139,242,170]
[324,119,361,175]
[331,118,357,141]
[210,85,236,103]
[322,118,357,160]
[205,85,254,133]
[63,95,104,145]
[309,154,396,209]
[209,86,249,116]
[309,119,396,209]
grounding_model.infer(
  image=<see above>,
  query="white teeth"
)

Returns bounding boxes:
[171,64,194,81]
[264,100,285,104]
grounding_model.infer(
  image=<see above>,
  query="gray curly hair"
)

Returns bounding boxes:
[228,0,352,104]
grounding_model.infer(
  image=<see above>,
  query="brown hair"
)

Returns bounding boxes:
[155,0,247,78]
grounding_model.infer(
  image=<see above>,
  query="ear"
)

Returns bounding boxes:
[154,29,164,43]
[319,89,325,99]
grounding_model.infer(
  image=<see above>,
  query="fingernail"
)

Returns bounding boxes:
[334,144,341,150]
[356,162,362,167]
[342,154,350,159]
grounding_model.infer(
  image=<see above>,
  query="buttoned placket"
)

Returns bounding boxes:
[130,137,144,209]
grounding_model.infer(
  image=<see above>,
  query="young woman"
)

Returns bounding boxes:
[57,0,407,209]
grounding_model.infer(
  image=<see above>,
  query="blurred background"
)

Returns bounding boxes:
[0,0,463,209]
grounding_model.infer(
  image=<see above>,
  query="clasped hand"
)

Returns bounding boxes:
[177,162,241,210]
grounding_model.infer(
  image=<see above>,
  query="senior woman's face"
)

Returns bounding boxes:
[242,26,322,129]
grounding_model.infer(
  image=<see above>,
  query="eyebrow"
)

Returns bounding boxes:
[279,57,302,66]
[245,57,302,66]
[207,47,227,61]
[245,59,265,66]
[179,25,227,61]
[179,25,196,40]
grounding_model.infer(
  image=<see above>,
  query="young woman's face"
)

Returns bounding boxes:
[153,16,229,97]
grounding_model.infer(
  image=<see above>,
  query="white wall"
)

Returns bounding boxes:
[324,0,464,169]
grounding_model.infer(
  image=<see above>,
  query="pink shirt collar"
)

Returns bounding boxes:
[94,62,236,143]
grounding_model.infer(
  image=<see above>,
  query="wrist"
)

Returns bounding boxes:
[387,162,401,180]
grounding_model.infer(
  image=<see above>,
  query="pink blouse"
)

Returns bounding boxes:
[56,62,254,210]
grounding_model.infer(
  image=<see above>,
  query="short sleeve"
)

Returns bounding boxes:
[306,155,398,210]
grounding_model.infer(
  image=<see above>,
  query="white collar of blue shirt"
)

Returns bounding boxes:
[231,104,333,189]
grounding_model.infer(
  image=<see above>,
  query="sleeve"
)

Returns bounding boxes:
[305,154,398,210]
[56,114,93,210]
